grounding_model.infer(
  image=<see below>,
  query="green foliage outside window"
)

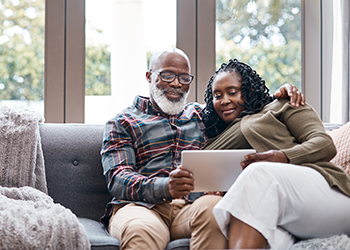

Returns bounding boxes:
[85,44,111,95]
[0,0,112,100]
[216,0,301,93]
[0,0,301,100]
[0,0,44,101]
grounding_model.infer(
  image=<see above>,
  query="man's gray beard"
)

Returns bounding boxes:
[150,83,189,115]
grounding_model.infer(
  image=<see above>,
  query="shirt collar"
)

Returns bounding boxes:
[133,95,151,113]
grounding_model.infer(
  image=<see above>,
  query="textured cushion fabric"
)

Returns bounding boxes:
[327,122,350,174]
[290,234,350,250]
[0,106,47,193]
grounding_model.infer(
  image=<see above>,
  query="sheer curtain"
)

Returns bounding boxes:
[330,0,350,124]
[342,0,350,123]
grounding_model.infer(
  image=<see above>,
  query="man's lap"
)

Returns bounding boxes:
[108,195,222,241]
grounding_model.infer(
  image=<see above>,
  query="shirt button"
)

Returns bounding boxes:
[163,198,166,201]
[143,199,146,202]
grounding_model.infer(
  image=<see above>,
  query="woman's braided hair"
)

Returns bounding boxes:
[201,59,274,138]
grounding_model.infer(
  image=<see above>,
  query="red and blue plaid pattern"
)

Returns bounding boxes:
[101,96,206,214]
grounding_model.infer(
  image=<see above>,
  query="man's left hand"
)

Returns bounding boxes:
[274,83,305,107]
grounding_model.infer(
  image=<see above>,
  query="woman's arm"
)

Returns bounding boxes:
[241,100,337,166]
[280,103,337,164]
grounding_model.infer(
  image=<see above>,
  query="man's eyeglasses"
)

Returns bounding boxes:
[150,70,194,85]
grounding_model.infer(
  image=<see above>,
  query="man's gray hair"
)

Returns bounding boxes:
[149,48,191,72]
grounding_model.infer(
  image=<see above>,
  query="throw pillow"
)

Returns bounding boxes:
[327,122,350,174]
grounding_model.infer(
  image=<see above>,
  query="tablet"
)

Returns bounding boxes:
[181,149,256,192]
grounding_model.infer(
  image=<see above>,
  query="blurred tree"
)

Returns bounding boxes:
[1,0,301,99]
[216,0,301,93]
[85,44,111,95]
[0,0,111,101]
[0,0,45,101]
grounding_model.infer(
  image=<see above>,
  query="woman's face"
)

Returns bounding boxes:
[212,71,245,123]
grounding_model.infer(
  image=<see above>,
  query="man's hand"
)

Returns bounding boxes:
[168,166,194,199]
[274,83,305,107]
[240,150,289,169]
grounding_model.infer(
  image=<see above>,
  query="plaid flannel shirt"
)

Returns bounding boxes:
[100,95,206,223]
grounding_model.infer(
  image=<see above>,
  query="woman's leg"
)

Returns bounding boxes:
[213,162,350,249]
[228,216,267,249]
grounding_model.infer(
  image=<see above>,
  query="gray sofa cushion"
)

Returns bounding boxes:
[40,123,190,250]
[78,217,190,250]
[40,123,112,221]
[39,123,342,250]
[165,239,191,250]
[78,218,120,250]
[323,123,342,131]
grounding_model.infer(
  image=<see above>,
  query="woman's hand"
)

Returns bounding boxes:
[241,150,289,169]
[274,83,305,107]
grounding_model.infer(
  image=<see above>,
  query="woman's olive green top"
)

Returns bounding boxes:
[204,99,350,197]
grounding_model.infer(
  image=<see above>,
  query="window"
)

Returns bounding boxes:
[216,0,302,94]
[0,0,45,116]
[85,0,177,124]
[41,0,328,123]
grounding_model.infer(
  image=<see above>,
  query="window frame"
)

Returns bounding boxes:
[44,0,328,123]
[45,0,85,123]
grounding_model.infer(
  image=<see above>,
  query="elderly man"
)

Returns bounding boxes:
[101,48,304,250]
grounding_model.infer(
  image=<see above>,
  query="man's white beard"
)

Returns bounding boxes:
[150,83,189,115]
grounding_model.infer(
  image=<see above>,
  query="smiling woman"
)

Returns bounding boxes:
[212,71,245,123]
[201,58,350,250]
[202,59,274,138]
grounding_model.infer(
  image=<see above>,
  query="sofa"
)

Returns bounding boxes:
[39,122,347,250]
[39,123,190,250]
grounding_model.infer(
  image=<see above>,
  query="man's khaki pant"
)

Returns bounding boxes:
[109,195,227,250]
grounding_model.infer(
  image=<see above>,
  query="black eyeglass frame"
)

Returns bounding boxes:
[150,70,194,85]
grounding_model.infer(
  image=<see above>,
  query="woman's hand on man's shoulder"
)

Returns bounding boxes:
[274,83,305,107]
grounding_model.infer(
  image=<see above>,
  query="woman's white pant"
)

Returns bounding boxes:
[213,162,350,249]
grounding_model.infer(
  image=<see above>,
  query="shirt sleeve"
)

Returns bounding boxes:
[241,100,337,165]
[280,103,337,165]
[100,118,172,204]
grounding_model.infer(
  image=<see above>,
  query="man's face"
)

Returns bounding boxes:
[147,52,191,115]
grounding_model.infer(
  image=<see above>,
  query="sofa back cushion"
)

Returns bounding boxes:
[39,123,112,221]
